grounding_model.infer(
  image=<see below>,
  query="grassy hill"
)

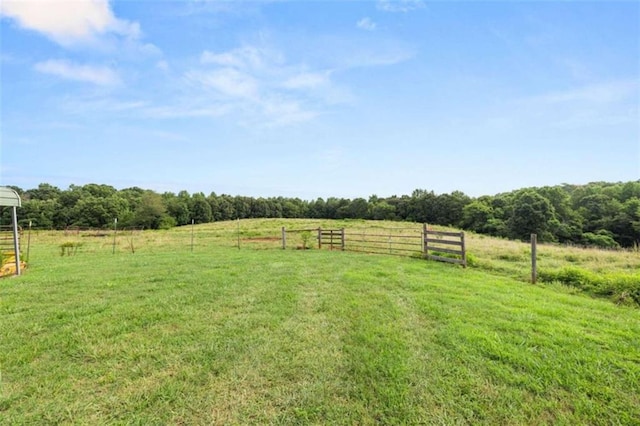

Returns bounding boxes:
[1,219,639,423]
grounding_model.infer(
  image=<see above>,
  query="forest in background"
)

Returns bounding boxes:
[2,181,639,249]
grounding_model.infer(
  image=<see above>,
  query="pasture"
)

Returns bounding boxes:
[1,219,639,424]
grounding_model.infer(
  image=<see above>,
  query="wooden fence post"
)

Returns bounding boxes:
[318,227,322,249]
[531,234,537,284]
[424,224,429,257]
[282,227,286,250]
[341,228,345,251]
[461,231,467,268]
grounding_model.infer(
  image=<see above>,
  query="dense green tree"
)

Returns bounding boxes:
[19,198,58,228]
[9,180,640,247]
[233,196,251,219]
[508,191,557,241]
[81,183,117,199]
[281,198,306,218]
[432,191,470,227]
[191,194,212,224]
[132,192,167,229]
[250,198,270,218]
[407,189,437,223]
[215,195,236,221]
[70,195,128,228]
[342,198,369,219]
[462,200,494,233]
[25,183,61,201]
[325,198,349,219]
[576,193,621,234]
[369,200,396,220]
[165,195,191,226]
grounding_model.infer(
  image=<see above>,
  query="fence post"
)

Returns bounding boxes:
[531,234,537,284]
[318,227,322,249]
[461,231,467,268]
[191,219,194,253]
[424,224,429,258]
[422,223,427,253]
[341,228,345,251]
[282,227,286,250]
[112,218,118,255]
[26,220,32,263]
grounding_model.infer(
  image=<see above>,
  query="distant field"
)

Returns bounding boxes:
[24,218,640,305]
[1,219,639,424]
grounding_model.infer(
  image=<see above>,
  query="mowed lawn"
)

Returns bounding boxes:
[1,242,639,424]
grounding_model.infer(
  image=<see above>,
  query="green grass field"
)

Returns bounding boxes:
[1,220,639,424]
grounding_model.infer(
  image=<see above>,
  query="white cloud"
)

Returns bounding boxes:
[143,105,230,119]
[200,46,279,71]
[190,45,329,126]
[185,38,411,126]
[377,0,425,13]
[34,59,120,85]
[0,0,140,45]
[201,51,245,68]
[357,17,377,31]
[261,98,319,126]
[282,72,330,90]
[186,68,259,99]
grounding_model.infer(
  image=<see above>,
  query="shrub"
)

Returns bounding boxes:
[582,231,620,249]
[59,242,82,256]
[466,252,478,267]
[539,266,640,307]
[300,231,312,250]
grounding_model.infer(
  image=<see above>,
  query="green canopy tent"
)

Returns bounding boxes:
[0,187,22,276]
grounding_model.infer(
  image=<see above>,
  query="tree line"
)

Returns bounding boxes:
[2,181,639,248]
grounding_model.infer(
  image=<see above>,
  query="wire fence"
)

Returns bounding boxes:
[16,221,466,268]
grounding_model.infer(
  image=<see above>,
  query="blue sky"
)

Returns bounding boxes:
[1,0,638,199]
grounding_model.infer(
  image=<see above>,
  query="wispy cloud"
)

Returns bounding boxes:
[201,46,276,70]
[377,0,425,13]
[184,38,414,126]
[529,80,639,105]
[186,68,259,99]
[142,105,230,119]
[187,44,334,126]
[341,45,414,68]
[261,98,319,127]
[500,79,640,130]
[282,71,331,90]
[34,59,120,86]
[357,17,377,31]
[0,0,139,45]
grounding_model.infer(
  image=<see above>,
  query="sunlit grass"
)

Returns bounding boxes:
[24,218,640,306]
[2,222,639,423]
